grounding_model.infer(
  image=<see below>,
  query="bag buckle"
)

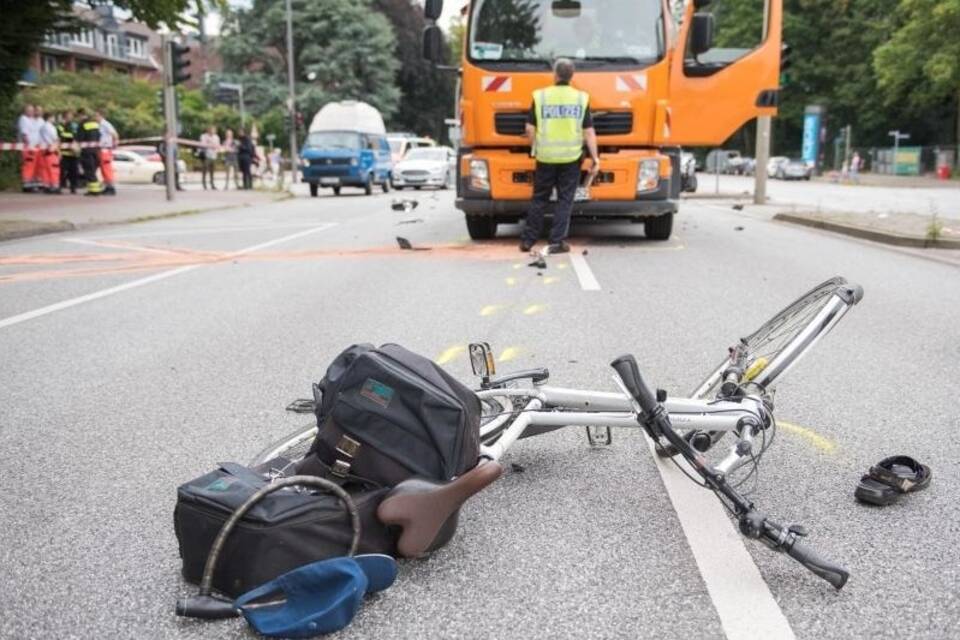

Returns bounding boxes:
[336,435,361,459]
[330,460,352,478]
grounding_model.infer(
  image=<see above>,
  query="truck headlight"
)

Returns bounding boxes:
[300,157,310,167]
[469,159,490,191]
[637,159,660,192]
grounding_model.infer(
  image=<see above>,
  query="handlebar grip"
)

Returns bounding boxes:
[785,538,850,590]
[610,354,659,416]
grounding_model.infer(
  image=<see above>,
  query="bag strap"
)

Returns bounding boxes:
[218,462,268,487]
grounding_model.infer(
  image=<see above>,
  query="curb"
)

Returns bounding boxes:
[773,213,960,249]
[0,191,293,243]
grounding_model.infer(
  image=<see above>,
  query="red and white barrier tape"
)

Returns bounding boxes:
[0,136,235,152]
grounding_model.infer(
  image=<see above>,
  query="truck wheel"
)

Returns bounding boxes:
[465,215,497,240]
[333,186,341,196]
[644,212,673,240]
[364,174,373,195]
[309,183,318,197]
[687,174,697,192]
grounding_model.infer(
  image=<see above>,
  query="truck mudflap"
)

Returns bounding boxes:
[456,177,677,218]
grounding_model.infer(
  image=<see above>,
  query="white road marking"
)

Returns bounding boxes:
[0,224,336,331]
[569,251,601,290]
[79,222,323,239]
[61,238,181,255]
[644,435,796,640]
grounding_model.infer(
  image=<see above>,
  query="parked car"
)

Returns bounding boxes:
[705,149,744,174]
[777,158,813,180]
[391,146,456,190]
[387,135,436,165]
[300,101,393,196]
[679,151,697,192]
[740,157,756,176]
[767,156,789,178]
[114,146,187,184]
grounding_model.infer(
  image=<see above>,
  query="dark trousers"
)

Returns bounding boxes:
[60,155,79,193]
[201,158,217,189]
[80,149,99,184]
[238,157,253,189]
[521,160,580,245]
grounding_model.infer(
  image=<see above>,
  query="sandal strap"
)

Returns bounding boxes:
[869,455,925,492]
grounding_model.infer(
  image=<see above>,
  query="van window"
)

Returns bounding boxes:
[378,136,390,152]
[305,131,362,150]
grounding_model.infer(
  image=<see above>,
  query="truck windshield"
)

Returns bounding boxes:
[304,131,362,150]
[469,0,663,66]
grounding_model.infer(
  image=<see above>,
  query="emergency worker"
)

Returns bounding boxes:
[17,104,40,192]
[58,111,80,194]
[95,110,119,195]
[520,58,599,253]
[77,108,103,195]
[37,112,61,193]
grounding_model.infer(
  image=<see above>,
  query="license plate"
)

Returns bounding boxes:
[320,177,339,185]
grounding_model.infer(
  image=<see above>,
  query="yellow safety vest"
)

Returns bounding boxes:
[533,85,588,164]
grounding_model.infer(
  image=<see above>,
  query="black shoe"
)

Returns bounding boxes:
[519,242,534,252]
[547,241,570,254]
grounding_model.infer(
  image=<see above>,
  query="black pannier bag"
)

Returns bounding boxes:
[174,461,395,598]
[302,343,481,487]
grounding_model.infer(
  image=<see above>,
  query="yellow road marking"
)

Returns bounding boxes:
[435,345,466,365]
[505,277,517,286]
[542,276,559,284]
[498,347,520,362]
[522,304,547,315]
[557,263,568,269]
[778,420,837,453]
[512,263,524,270]
[480,304,506,317]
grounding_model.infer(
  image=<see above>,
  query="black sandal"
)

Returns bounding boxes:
[855,455,931,506]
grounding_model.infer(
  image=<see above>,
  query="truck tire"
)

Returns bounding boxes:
[465,215,498,240]
[687,174,697,193]
[644,212,673,240]
[333,186,341,196]
[309,183,318,197]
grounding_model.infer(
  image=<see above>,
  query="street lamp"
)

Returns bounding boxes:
[888,130,910,176]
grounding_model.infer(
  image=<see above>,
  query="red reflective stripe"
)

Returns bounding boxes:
[620,75,642,91]
[485,76,508,92]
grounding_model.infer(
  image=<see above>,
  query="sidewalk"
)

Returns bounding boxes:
[774,209,960,249]
[0,184,290,242]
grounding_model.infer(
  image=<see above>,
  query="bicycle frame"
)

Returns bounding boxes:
[477,387,767,475]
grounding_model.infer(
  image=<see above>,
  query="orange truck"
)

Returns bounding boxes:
[422,0,782,240]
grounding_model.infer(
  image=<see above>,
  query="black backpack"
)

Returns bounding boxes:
[299,343,481,487]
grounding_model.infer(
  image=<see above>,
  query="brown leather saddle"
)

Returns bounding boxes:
[377,460,503,558]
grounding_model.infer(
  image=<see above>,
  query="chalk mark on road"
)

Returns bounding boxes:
[0,224,337,330]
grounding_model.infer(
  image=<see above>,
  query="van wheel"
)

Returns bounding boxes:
[333,186,341,196]
[309,183,318,197]
[644,212,674,240]
[382,179,390,193]
[465,215,497,240]
[364,174,373,195]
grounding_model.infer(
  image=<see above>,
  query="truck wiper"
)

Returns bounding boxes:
[579,56,645,64]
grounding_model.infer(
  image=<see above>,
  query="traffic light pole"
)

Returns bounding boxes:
[753,3,772,205]
[162,35,177,202]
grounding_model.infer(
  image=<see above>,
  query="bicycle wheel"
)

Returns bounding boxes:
[248,422,317,467]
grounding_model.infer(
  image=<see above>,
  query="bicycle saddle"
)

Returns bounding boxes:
[377,461,503,558]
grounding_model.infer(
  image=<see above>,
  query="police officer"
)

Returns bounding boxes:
[77,108,103,195]
[520,58,599,254]
[58,111,80,194]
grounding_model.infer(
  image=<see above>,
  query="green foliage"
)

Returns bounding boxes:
[218,0,401,123]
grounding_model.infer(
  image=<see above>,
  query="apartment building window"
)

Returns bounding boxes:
[106,33,120,58]
[72,30,95,47]
[41,55,60,73]
[127,37,145,58]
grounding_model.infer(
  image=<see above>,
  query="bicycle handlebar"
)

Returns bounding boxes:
[610,353,850,590]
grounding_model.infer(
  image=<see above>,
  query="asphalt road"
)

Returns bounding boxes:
[1,185,958,639]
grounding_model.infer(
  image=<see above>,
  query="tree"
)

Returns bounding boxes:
[874,0,960,147]
[218,0,400,123]
[373,0,454,139]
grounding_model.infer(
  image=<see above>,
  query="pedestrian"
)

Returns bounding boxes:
[156,139,185,191]
[199,125,220,190]
[850,151,861,184]
[520,58,599,253]
[237,129,256,190]
[16,104,41,192]
[222,128,240,189]
[58,110,80,194]
[77,108,103,196]
[95,110,118,195]
[37,112,61,193]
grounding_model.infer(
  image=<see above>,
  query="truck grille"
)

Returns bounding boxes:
[309,157,351,166]
[494,111,633,136]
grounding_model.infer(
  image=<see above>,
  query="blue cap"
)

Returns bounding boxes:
[235,554,397,638]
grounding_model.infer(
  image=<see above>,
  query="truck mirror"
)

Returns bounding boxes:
[690,13,715,57]
[424,0,443,21]
[422,24,445,64]
[551,0,581,17]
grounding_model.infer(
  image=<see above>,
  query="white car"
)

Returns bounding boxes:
[767,156,789,178]
[391,146,456,190]
[113,146,187,184]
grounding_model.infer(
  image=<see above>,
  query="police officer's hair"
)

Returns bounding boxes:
[553,58,575,82]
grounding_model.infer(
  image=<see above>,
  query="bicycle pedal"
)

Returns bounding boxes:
[586,426,612,447]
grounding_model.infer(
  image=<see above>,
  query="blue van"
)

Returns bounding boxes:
[300,101,393,196]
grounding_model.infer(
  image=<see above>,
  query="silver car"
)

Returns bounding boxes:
[391,146,455,190]
[778,158,812,181]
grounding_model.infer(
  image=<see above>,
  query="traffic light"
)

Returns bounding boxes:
[779,42,792,87]
[170,42,191,85]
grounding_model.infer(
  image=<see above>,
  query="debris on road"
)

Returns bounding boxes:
[528,256,547,269]
[396,236,413,249]
[582,249,589,256]
[390,199,419,212]
[398,218,424,225]
[734,226,745,231]
[732,204,744,211]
